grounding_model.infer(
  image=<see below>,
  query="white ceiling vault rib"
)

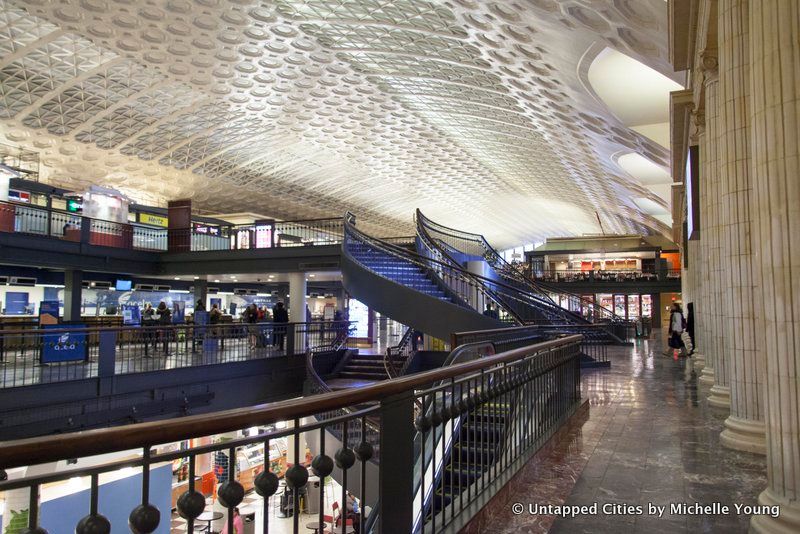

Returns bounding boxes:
[0,0,678,246]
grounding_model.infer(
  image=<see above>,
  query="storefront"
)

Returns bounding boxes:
[552,292,654,321]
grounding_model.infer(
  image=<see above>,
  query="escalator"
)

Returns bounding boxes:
[341,213,506,341]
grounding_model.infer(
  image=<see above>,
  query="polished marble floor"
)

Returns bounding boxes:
[488,333,767,533]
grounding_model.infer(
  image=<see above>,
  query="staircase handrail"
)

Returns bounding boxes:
[415,215,587,326]
[343,214,508,316]
[384,326,416,378]
[416,209,625,323]
[343,215,603,328]
[415,213,553,325]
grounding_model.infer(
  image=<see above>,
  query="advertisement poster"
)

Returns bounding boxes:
[210,298,222,310]
[122,304,141,325]
[172,301,186,324]
[41,324,87,363]
[39,300,60,325]
[6,291,30,315]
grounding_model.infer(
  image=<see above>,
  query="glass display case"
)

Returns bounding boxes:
[627,295,640,319]
[614,295,626,318]
[597,294,613,313]
[641,294,652,317]
[580,295,595,319]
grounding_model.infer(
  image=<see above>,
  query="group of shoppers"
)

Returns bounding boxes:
[141,301,172,355]
[242,301,289,349]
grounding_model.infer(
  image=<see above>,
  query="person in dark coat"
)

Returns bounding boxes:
[156,301,172,354]
[686,302,695,355]
[272,301,289,349]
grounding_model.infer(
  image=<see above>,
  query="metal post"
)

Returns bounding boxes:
[98,330,116,395]
[63,270,83,323]
[80,216,91,244]
[286,323,296,356]
[378,390,415,533]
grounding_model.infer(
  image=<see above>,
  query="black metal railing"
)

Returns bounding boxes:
[414,221,573,326]
[415,210,628,325]
[0,321,352,389]
[344,213,516,324]
[0,200,169,251]
[0,200,344,253]
[531,268,682,282]
[384,326,416,378]
[0,334,583,534]
[451,323,611,365]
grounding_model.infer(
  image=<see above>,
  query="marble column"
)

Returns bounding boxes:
[708,54,732,407]
[717,0,766,453]
[698,59,719,387]
[689,233,707,371]
[749,1,800,532]
[690,117,708,371]
[705,41,728,410]
[288,272,307,323]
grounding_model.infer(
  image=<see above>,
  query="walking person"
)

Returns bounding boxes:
[663,303,685,356]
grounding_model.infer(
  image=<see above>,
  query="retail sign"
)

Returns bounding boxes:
[66,198,83,213]
[139,212,168,227]
[193,223,220,236]
[41,324,88,363]
[122,304,140,325]
[5,291,29,315]
[172,301,186,323]
[8,189,30,203]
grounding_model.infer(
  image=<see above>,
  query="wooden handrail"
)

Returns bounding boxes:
[0,335,581,469]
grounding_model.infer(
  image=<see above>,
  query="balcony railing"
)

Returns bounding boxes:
[0,200,343,253]
[0,334,583,534]
[530,268,682,283]
[0,321,352,389]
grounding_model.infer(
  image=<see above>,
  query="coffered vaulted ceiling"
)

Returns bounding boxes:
[0,0,679,247]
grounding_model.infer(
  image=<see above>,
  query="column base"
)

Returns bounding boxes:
[699,365,715,385]
[708,384,730,409]
[720,416,766,455]
[692,351,706,371]
[750,487,800,533]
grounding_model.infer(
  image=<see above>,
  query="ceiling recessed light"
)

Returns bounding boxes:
[174,277,180,280]
[214,279,220,283]
[309,274,315,278]
[194,276,200,280]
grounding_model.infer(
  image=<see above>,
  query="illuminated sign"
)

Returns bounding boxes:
[138,212,168,227]
[8,189,30,203]
[67,198,83,213]
[193,223,220,236]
